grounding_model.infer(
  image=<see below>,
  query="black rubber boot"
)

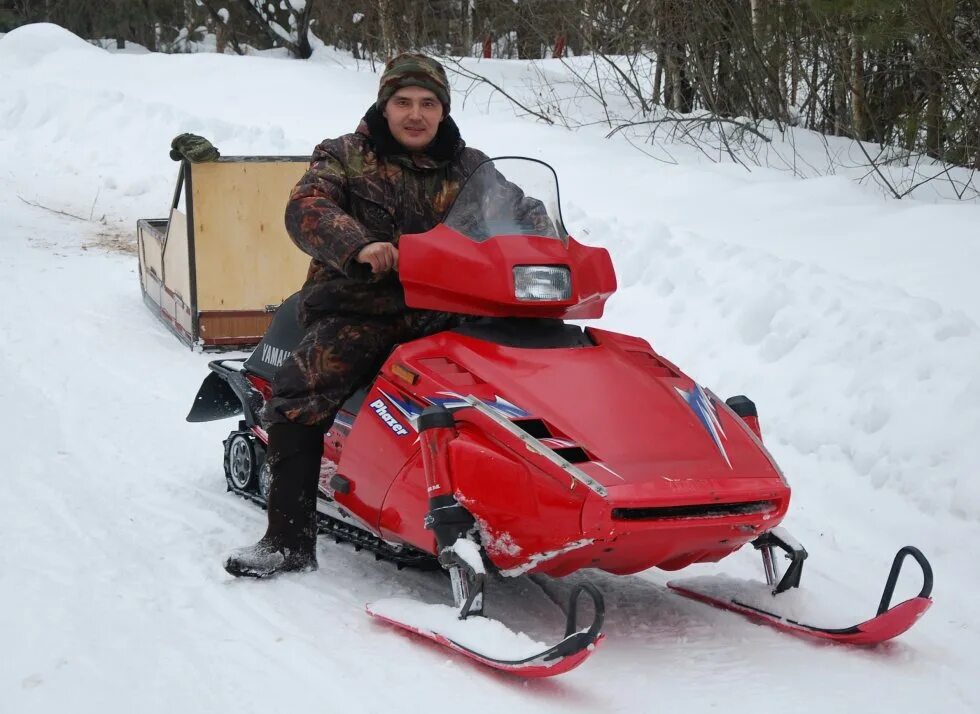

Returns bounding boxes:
[224,423,324,578]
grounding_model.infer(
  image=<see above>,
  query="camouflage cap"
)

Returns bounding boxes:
[169,133,220,162]
[377,53,451,115]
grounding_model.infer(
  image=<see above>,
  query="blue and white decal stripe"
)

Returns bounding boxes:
[676,384,732,468]
[428,391,530,419]
[372,389,532,434]
[378,390,423,431]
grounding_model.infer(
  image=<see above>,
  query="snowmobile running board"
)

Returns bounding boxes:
[668,546,933,646]
[367,583,605,678]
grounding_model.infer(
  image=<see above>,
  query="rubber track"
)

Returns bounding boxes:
[317,512,440,570]
[226,483,439,570]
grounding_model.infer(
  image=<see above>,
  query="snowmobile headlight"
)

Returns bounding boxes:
[513,265,571,301]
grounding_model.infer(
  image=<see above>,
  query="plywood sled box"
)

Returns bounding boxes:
[137,157,311,349]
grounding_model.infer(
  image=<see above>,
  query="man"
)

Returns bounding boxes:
[223,53,492,578]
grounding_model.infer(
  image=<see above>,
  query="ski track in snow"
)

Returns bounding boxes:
[2,23,980,714]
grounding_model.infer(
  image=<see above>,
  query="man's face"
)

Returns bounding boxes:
[383,86,444,151]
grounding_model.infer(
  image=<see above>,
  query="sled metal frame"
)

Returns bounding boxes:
[753,530,807,595]
[876,546,933,615]
[753,531,933,609]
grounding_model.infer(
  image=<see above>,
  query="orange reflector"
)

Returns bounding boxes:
[392,363,419,385]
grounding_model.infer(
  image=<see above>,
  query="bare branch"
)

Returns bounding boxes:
[606,115,772,144]
[439,57,555,125]
[18,195,89,221]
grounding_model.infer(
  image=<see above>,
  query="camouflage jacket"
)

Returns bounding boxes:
[284,106,488,323]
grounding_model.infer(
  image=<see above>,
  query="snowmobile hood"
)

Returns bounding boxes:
[409,328,785,502]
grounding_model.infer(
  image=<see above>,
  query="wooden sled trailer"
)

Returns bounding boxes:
[137,156,311,349]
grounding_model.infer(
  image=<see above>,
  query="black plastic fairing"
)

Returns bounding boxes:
[726,395,758,418]
[186,361,263,425]
[453,317,593,348]
[186,370,243,422]
[613,500,777,521]
[244,292,305,381]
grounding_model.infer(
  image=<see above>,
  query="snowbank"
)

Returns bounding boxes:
[0,22,101,66]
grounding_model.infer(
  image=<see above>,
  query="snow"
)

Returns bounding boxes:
[368,599,548,660]
[500,540,595,577]
[770,526,803,552]
[474,516,523,558]
[2,21,980,714]
[670,574,882,630]
[450,537,486,575]
[0,21,100,65]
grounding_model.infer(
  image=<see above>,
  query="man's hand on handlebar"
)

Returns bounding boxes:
[356,242,399,274]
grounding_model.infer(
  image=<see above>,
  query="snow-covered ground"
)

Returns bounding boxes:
[2,23,979,713]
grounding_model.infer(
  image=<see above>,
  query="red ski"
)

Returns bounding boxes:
[668,546,933,646]
[366,583,604,678]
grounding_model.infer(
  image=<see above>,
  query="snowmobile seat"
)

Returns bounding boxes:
[242,292,368,418]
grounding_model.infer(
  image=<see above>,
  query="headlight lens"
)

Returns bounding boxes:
[513,265,572,301]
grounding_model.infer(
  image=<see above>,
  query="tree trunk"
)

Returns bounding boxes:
[716,42,730,115]
[185,0,195,50]
[653,44,665,106]
[216,23,227,54]
[667,42,691,112]
[777,11,787,112]
[377,0,395,58]
[294,6,313,59]
[974,78,980,168]
[667,47,680,110]
[461,0,473,57]
[807,35,819,128]
[922,1,954,160]
[750,0,763,42]
[516,0,537,59]
[115,1,127,51]
[925,69,944,159]
[790,31,800,108]
[833,34,849,136]
[850,34,869,140]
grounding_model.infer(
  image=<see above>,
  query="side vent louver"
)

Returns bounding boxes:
[417,357,484,386]
[514,420,594,464]
[513,419,551,439]
[628,350,681,379]
[552,446,591,464]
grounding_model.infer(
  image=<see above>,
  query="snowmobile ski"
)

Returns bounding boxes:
[668,545,933,646]
[366,583,604,678]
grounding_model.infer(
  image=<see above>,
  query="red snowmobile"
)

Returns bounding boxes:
[188,157,933,677]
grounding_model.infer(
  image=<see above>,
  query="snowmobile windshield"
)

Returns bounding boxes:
[443,157,568,246]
